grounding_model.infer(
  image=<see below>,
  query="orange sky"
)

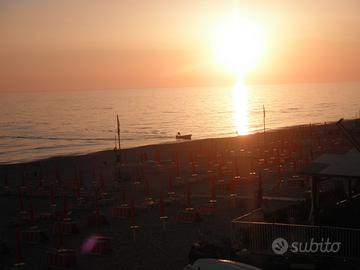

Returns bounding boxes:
[0,0,359,91]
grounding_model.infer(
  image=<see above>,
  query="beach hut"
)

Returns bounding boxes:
[300,148,360,224]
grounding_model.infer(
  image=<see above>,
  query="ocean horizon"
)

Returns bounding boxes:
[0,81,359,164]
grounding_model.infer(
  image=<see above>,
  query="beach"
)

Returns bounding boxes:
[0,120,356,270]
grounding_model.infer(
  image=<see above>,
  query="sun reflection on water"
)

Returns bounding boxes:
[232,82,249,135]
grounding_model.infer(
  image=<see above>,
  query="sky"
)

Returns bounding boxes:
[0,0,360,91]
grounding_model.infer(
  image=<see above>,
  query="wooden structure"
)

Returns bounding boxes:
[300,148,360,224]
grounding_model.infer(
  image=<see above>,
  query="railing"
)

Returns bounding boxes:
[231,220,360,259]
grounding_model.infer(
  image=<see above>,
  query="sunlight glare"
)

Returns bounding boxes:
[212,12,266,78]
[233,82,249,135]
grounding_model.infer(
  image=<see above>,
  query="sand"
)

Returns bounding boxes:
[0,120,357,270]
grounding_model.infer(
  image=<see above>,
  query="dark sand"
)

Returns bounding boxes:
[0,120,357,270]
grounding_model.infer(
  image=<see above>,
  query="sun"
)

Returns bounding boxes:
[212,13,266,78]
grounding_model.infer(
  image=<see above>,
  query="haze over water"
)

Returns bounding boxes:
[0,81,359,164]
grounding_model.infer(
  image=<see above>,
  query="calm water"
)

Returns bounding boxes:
[0,82,359,164]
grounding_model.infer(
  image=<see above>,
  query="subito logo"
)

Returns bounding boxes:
[272,238,289,255]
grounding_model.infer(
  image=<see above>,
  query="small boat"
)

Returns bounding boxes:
[176,132,192,140]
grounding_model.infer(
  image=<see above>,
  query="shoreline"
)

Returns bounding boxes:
[0,119,349,167]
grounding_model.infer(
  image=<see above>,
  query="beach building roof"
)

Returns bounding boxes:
[301,148,360,179]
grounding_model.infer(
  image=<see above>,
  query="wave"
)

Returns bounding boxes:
[0,135,114,141]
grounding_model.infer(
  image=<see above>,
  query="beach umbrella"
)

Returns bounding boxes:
[144,176,150,199]
[50,184,56,208]
[210,176,216,203]
[159,192,168,230]
[233,156,239,177]
[250,157,255,174]
[79,169,83,189]
[207,155,212,173]
[74,180,81,200]
[171,150,177,163]
[21,172,26,188]
[159,192,165,217]
[191,161,196,176]
[62,193,68,216]
[186,183,192,208]
[130,201,136,226]
[29,198,35,225]
[277,164,283,187]
[217,161,223,178]
[121,184,127,205]
[38,175,44,190]
[71,167,78,193]
[293,158,298,173]
[228,177,236,195]
[255,172,263,208]
[99,170,105,191]
[168,175,174,195]
[155,150,161,164]
[174,152,180,178]
[95,208,101,235]
[58,222,64,250]
[91,165,96,185]
[18,189,24,212]
[3,173,8,189]
[139,164,144,179]
[15,228,24,267]
[94,188,99,209]
[123,151,127,165]
[55,168,62,188]
[129,200,139,242]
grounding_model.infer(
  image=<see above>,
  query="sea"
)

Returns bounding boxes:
[0,81,359,164]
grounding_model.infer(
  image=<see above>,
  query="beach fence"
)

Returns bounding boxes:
[231,209,360,260]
